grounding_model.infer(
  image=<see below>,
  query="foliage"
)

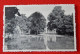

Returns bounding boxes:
[5,18,16,34]
[47,6,74,35]
[15,14,28,33]
[5,7,20,20]
[27,12,46,34]
[5,7,20,34]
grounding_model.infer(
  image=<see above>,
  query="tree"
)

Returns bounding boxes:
[27,12,46,35]
[47,6,74,35]
[47,6,64,31]
[63,14,74,35]
[15,14,28,34]
[5,7,21,34]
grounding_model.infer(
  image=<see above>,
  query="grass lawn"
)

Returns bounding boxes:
[5,34,74,50]
[48,36,74,49]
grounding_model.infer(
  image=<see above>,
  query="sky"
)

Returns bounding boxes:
[16,5,75,19]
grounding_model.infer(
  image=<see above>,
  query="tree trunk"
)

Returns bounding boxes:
[28,29,30,34]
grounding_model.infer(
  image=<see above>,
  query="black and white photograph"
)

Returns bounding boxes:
[3,5,76,52]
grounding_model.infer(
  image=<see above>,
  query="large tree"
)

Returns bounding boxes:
[27,12,46,35]
[5,7,21,34]
[47,6,64,31]
[47,6,74,35]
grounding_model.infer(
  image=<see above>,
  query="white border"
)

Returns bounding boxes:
[3,4,77,52]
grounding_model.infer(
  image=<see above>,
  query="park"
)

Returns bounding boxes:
[4,6,74,50]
